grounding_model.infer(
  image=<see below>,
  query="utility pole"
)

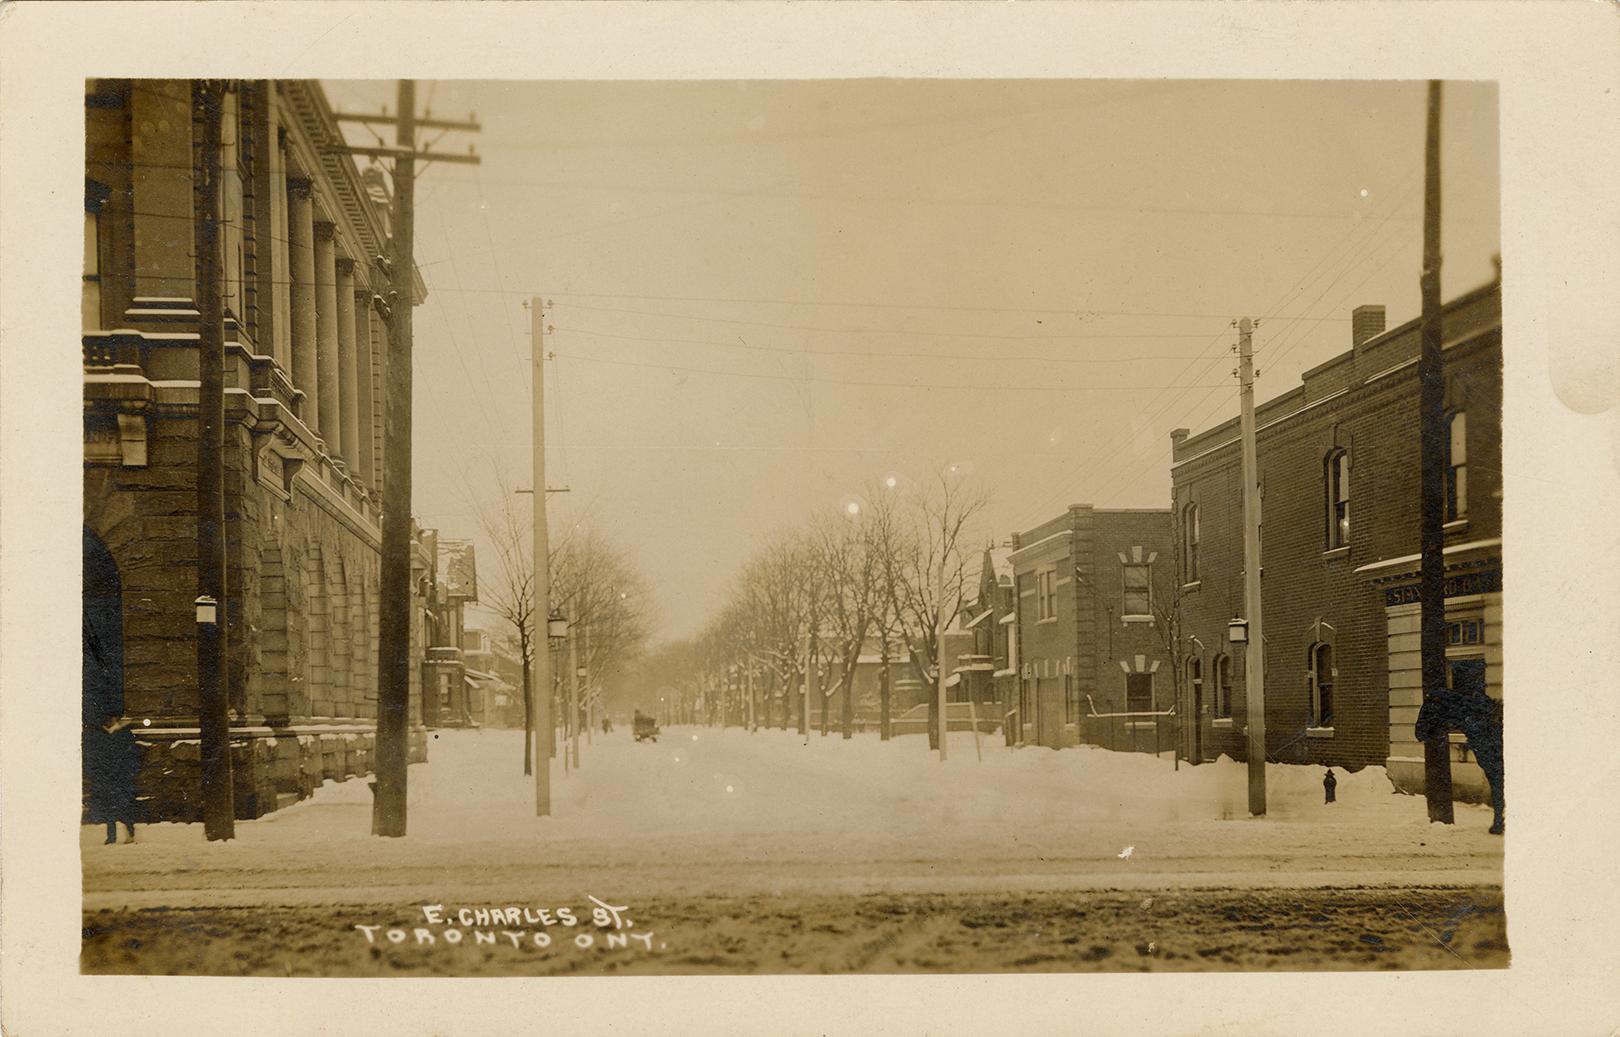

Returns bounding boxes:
[193,79,235,842]
[747,660,756,733]
[936,557,948,763]
[1237,316,1267,817]
[530,297,554,814]
[1419,80,1456,823]
[371,80,416,838]
[800,637,811,743]
[337,83,481,838]
[569,624,582,770]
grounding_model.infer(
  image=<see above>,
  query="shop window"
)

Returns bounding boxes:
[1324,449,1350,549]
[1123,562,1151,618]
[1181,502,1200,583]
[1308,641,1335,727]
[1126,671,1154,714]
[1212,653,1233,718]
[1445,411,1468,521]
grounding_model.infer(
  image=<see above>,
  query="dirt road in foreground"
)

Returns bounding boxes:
[82,885,1506,975]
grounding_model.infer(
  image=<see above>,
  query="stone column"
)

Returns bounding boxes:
[219,88,244,324]
[264,108,290,370]
[354,287,376,490]
[287,179,319,424]
[336,258,360,470]
[128,80,195,303]
[314,221,341,457]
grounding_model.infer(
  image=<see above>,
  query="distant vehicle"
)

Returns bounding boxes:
[633,711,659,743]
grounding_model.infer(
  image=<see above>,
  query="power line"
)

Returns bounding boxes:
[550,324,1223,365]
[1014,165,1426,525]
[546,350,1227,393]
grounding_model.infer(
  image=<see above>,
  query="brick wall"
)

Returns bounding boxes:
[1171,284,1502,772]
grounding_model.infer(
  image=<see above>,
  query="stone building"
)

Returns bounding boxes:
[1008,505,1175,752]
[82,79,432,821]
[1168,280,1502,800]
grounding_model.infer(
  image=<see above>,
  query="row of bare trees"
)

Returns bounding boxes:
[655,468,990,742]
[472,467,652,774]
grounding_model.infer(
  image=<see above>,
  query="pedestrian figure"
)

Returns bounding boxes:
[85,712,140,844]
[1323,768,1337,804]
[1414,686,1504,834]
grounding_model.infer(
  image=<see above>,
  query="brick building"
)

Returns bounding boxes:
[1008,505,1175,752]
[422,536,478,727]
[959,545,1017,744]
[1168,280,1502,800]
[81,79,433,821]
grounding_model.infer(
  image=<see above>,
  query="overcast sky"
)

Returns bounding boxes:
[324,78,1500,643]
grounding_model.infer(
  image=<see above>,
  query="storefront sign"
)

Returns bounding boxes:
[1382,568,1501,607]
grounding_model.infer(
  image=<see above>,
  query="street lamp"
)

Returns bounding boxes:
[1227,616,1249,645]
[548,611,570,640]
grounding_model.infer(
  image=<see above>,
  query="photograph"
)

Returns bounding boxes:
[76,74,1507,976]
[3,4,1619,1036]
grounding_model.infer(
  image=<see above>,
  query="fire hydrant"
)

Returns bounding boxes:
[1323,768,1337,804]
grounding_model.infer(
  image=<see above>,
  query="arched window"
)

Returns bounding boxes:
[1308,641,1335,727]
[1324,449,1350,549]
[1181,502,1200,583]
[1445,411,1468,521]
[1212,653,1232,719]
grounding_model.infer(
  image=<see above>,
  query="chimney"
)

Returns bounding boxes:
[1351,305,1386,349]
[1170,427,1189,456]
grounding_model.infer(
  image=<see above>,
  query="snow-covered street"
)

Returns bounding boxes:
[80,727,1506,974]
[84,726,1502,908]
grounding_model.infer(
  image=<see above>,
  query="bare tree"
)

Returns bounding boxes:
[469,465,540,776]
[893,469,992,694]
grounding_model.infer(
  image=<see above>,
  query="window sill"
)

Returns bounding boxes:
[1306,726,1335,738]
[1036,617,1057,626]
[1322,546,1350,562]
[1181,581,1201,593]
[1126,720,1158,730]
[1121,615,1154,625]
[1443,518,1468,532]
[1212,717,1235,728]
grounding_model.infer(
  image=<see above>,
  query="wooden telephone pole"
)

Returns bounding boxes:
[331,82,480,837]
[194,79,235,842]
[1418,80,1456,823]
[1237,316,1267,817]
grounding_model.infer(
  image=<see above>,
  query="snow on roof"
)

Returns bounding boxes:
[964,608,994,629]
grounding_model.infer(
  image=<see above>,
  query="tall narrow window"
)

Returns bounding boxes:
[1122,562,1151,617]
[1126,672,1154,714]
[1186,655,1203,714]
[82,208,102,331]
[1213,653,1232,718]
[1037,568,1057,620]
[1325,449,1350,549]
[1445,411,1468,521]
[1308,642,1335,727]
[1182,502,1200,583]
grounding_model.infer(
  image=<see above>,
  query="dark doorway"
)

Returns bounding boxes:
[83,528,124,725]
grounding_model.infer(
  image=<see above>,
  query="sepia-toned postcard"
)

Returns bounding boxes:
[3,3,1619,1035]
